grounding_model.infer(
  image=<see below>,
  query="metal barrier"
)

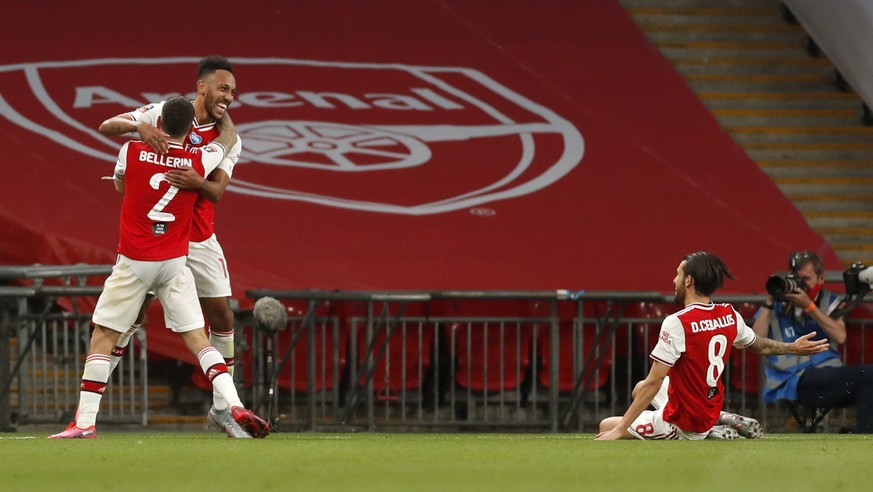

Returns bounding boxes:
[0,265,148,429]
[243,289,870,432]
[2,267,869,433]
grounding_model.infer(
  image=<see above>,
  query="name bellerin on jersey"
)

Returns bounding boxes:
[138,150,193,168]
[690,314,735,333]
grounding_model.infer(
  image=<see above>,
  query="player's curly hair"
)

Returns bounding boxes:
[161,96,195,138]
[682,251,735,297]
[197,55,233,80]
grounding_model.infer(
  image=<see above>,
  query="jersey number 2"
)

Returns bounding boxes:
[706,334,728,387]
[148,173,179,222]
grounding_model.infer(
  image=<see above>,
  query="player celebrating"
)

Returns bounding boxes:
[50,97,268,439]
[596,251,828,441]
[97,56,247,437]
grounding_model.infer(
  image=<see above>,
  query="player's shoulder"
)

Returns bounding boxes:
[661,311,684,330]
[131,100,165,113]
[673,302,708,318]
[127,101,164,124]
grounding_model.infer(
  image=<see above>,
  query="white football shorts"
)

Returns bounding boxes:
[93,255,205,333]
[187,234,232,298]
[628,406,708,441]
[651,375,670,410]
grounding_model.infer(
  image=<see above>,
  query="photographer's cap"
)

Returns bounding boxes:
[789,251,820,272]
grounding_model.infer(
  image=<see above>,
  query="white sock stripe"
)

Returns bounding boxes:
[198,346,218,360]
[210,329,234,337]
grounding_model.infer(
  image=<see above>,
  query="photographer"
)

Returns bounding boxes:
[753,251,873,433]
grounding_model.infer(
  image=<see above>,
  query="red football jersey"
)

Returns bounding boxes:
[129,102,240,243]
[114,141,226,260]
[184,122,221,242]
[650,302,756,433]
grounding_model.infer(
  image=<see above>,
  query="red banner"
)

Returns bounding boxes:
[0,1,836,363]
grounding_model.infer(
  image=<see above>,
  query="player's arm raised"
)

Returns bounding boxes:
[113,142,129,193]
[748,332,829,356]
[99,113,170,154]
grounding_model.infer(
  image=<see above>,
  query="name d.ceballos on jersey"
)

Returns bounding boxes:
[690,314,736,333]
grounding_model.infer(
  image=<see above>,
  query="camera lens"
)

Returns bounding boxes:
[765,275,797,300]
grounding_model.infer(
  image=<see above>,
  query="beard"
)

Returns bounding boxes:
[673,284,685,304]
[203,93,226,121]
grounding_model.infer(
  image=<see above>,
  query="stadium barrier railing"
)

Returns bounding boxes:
[0,265,147,429]
[242,287,871,433]
[3,264,867,433]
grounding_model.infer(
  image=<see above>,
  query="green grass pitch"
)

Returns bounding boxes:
[0,432,870,491]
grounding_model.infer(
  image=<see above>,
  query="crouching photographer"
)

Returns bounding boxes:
[753,251,873,433]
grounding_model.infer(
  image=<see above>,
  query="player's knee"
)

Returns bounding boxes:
[202,298,234,332]
[209,310,233,334]
[599,417,617,433]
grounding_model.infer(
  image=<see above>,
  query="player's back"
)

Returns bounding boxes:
[117,141,206,261]
[663,302,741,432]
[128,101,226,243]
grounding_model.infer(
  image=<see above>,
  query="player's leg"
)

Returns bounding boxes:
[187,237,236,419]
[598,416,633,437]
[197,296,248,436]
[108,293,155,373]
[49,326,121,438]
[178,329,266,437]
[627,409,682,440]
[201,296,235,408]
[160,267,268,438]
[51,260,145,439]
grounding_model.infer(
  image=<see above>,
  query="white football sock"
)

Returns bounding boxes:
[75,354,112,428]
[209,329,235,411]
[197,346,242,409]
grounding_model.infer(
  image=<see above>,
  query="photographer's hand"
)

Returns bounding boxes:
[785,289,848,345]
[785,289,812,309]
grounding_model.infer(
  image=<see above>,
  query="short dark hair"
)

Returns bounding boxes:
[197,55,233,80]
[789,251,825,276]
[161,96,194,138]
[682,251,735,297]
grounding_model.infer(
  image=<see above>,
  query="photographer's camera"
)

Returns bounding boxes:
[765,274,801,301]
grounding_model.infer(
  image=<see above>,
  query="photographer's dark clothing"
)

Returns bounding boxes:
[758,288,873,433]
[797,366,873,433]
[760,289,842,402]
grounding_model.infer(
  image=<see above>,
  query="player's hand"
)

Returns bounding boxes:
[138,123,170,154]
[216,111,235,132]
[594,429,623,441]
[789,332,829,355]
[164,166,206,190]
[214,112,239,151]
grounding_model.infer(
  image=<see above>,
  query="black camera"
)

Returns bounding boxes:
[765,273,802,301]
[843,262,873,297]
[830,262,873,319]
